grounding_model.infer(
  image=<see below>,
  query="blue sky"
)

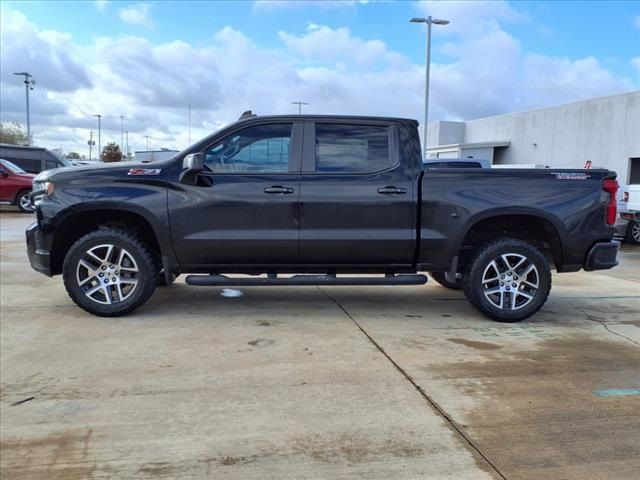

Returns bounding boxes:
[1,0,639,152]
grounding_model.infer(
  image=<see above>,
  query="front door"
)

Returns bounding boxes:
[168,121,303,267]
[298,121,416,266]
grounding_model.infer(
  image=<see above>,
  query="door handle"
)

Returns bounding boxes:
[264,186,295,195]
[377,186,407,195]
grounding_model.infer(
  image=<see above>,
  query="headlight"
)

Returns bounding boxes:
[32,181,54,203]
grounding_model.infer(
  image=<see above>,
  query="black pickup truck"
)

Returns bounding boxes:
[27,113,620,322]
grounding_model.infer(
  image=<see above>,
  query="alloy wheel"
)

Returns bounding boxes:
[481,253,539,310]
[76,244,139,304]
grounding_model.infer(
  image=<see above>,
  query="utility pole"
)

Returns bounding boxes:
[291,101,309,114]
[93,114,102,160]
[125,131,129,160]
[13,72,35,145]
[144,135,151,151]
[410,16,449,157]
[88,131,94,161]
[120,115,124,150]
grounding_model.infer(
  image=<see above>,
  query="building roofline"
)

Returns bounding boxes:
[430,90,639,125]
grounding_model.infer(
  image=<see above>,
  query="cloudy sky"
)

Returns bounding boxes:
[1,0,638,155]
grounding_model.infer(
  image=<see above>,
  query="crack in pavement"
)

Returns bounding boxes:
[585,318,640,347]
[317,286,508,480]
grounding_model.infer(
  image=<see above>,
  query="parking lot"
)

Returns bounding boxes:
[1,210,639,480]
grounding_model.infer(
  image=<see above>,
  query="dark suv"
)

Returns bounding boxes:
[0,144,71,174]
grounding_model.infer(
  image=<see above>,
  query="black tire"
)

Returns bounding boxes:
[462,238,551,322]
[429,271,463,290]
[626,220,640,245]
[62,228,158,316]
[16,190,34,213]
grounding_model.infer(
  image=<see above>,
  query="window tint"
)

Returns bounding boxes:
[204,124,292,173]
[9,158,41,173]
[46,160,59,170]
[315,124,390,173]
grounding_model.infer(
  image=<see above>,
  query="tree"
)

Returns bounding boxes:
[101,143,123,163]
[66,152,81,159]
[0,122,28,145]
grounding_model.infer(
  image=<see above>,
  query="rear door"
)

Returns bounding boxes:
[168,121,303,267]
[298,121,415,265]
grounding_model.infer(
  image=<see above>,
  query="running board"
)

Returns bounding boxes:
[185,273,428,287]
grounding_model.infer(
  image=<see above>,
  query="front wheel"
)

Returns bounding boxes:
[62,228,158,316]
[626,220,640,245]
[16,190,34,213]
[462,238,551,322]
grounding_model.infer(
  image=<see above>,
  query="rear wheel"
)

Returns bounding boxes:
[429,271,462,290]
[626,220,640,245]
[462,238,551,322]
[16,190,34,213]
[62,228,157,316]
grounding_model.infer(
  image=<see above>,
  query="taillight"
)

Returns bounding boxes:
[602,179,618,226]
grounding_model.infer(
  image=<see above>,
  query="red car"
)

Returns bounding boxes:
[0,159,36,213]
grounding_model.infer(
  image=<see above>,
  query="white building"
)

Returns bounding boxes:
[134,149,180,163]
[426,91,640,184]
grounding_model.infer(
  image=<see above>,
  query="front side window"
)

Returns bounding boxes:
[315,124,390,173]
[204,123,292,173]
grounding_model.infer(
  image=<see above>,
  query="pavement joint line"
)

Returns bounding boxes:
[316,286,508,480]
[584,318,640,347]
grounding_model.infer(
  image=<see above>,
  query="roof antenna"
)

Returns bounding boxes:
[239,110,256,120]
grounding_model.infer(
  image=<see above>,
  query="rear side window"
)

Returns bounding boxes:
[315,124,390,173]
[10,157,41,173]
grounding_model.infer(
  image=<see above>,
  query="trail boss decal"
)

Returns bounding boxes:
[551,172,591,180]
[128,168,162,176]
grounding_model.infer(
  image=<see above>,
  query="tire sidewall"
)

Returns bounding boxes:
[63,230,156,316]
[463,240,551,322]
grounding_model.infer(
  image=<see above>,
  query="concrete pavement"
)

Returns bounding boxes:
[1,210,639,479]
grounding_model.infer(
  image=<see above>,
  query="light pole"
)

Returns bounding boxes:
[120,115,124,150]
[410,16,449,157]
[125,131,129,159]
[291,101,309,114]
[13,72,35,145]
[93,114,102,160]
[144,135,151,151]
[188,103,191,144]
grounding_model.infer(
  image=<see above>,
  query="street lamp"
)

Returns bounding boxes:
[291,101,309,114]
[120,115,124,150]
[93,114,102,160]
[410,16,449,157]
[13,72,35,146]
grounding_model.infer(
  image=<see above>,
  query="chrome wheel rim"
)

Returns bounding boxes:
[19,194,33,211]
[76,244,139,305]
[632,222,640,243]
[482,253,539,310]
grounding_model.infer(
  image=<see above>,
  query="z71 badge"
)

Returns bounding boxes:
[128,168,162,176]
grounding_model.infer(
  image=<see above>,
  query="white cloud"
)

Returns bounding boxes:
[95,0,108,12]
[253,1,362,12]
[119,3,153,28]
[0,5,636,155]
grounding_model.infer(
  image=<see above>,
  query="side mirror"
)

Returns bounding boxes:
[182,153,204,172]
[180,153,204,184]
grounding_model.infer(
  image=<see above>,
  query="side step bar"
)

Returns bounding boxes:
[185,274,428,287]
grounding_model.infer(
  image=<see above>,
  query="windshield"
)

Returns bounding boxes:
[0,159,27,174]
[52,151,72,166]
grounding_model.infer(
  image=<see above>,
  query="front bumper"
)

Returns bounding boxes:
[26,222,52,276]
[584,240,619,271]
